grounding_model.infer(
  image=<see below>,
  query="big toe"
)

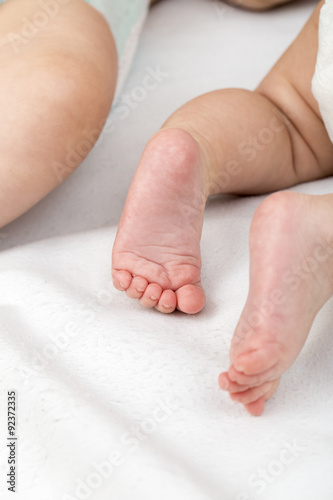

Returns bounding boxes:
[234,343,283,376]
[176,283,205,314]
[243,396,266,416]
[243,378,280,416]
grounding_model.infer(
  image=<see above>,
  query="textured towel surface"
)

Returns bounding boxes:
[312,0,333,142]
[1,1,333,499]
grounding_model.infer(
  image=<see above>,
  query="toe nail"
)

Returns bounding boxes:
[150,296,158,301]
[136,288,144,293]
[119,282,126,289]
[162,304,172,309]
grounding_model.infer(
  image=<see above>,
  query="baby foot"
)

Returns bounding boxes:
[219,191,333,415]
[219,371,281,416]
[112,128,208,314]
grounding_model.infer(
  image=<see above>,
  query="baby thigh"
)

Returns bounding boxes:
[256,0,333,184]
[0,0,117,227]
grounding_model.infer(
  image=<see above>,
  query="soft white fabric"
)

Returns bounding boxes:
[1,1,333,499]
[312,0,333,142]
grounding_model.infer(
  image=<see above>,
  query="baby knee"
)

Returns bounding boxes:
[16,48,114,143]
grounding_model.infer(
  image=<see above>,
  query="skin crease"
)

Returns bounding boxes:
[1,0,332,416]
[112,0,333,415]
[0,0,299,226]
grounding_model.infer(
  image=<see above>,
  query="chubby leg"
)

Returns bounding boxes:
[112,0,333,318]
[217,1,333,414]
[0,0,117,228]
[219,191,333,415]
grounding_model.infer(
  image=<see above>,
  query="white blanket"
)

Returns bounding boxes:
[1,0,333,499]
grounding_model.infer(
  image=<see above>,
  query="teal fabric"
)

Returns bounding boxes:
[84,0,149,57]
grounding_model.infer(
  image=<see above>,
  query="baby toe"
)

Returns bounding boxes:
[243,396,266,416]
[218,372,250,393]
[112,270,132,291]
[139,283,163,308]
[228,364,278,387]
[242,378,280,415]
[263,377,280,401]
[176,283,205,314]
[156,290,177,313]
[126,276,148,299]
[234,344,282,375]
[230,380,276,405]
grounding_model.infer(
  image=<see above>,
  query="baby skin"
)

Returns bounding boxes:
[112,0,333,415]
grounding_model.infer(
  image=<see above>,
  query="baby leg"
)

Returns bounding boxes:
[217,1,333,414]
[0,0,117,228]
[112,0,333,321]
